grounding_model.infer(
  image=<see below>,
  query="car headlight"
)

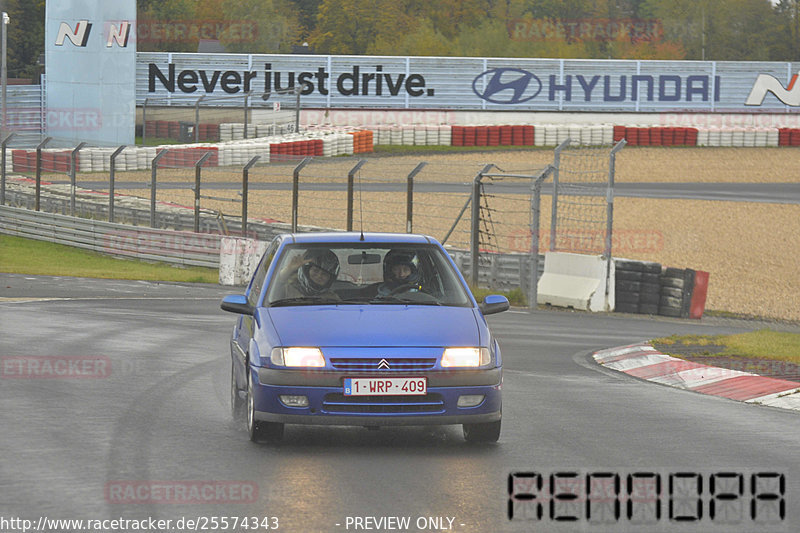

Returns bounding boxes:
[441,347,490,368]
[270,347,325,367]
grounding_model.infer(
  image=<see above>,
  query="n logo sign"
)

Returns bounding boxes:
[745,72,800,106]
[55,20,92,47]
[106,22,132,47]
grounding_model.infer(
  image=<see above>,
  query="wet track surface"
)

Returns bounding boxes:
[1,274,798,532]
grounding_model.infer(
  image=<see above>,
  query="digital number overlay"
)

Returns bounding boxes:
[508,470,786,526]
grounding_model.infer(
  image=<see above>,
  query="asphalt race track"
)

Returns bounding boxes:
[1,273,798,533]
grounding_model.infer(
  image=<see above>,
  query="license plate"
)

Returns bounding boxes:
[344,377,427,396]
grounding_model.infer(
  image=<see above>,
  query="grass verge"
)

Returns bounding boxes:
[652,330,800,364]
[0,234,218,284]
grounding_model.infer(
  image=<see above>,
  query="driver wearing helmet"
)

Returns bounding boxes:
[279,248,341,299]
[377,249,421,296]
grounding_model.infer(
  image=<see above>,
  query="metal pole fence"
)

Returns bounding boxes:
[346,159,366,231]
[530,165,556,310]
[406,162,426,233]
[550,138,571,251]
[291,157,311,233]
[150,150,166,228]
[108,145,126,223]
[470,164,495,286]
[193,151,214,233]
[0,132,13,205]
[605,139,626,297]
[34,137,51,212]
[242,156,260,237]
[69,142,87,217]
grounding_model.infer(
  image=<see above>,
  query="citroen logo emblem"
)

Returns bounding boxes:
[377,359,390,369]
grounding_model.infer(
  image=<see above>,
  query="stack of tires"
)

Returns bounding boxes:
[614,260,661,315]
[658,267,695,318]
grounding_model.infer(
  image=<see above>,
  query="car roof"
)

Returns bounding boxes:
[283,232,439,245]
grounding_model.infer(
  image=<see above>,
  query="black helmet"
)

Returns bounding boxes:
[297,249,340,295]
[383,249,420,287]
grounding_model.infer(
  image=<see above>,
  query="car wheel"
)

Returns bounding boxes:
[231,360,246,422]
[463,419,501,443]
[247,368,284,442]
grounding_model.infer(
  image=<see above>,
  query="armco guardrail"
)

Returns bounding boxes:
[0,205,221,269]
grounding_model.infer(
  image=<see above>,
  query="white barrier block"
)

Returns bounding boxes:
[219,237,268,286]
[537,252,614,312]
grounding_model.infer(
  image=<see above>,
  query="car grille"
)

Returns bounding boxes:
[322,393,445,415]
[329,358,437,371]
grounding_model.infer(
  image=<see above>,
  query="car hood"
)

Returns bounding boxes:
[265,305,482,347]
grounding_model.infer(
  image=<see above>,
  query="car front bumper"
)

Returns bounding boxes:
[251,366,502,426]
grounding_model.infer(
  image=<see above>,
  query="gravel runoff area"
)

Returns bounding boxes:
[109,147,800,323]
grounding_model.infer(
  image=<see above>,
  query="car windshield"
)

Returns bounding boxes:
[264,243,472,307]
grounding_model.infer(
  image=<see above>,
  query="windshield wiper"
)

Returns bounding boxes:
[269,297,341,307]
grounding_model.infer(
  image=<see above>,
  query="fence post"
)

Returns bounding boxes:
[551,138,571,251]
[142,98,149,146]
[605,139,626,300]
[194,95,206,143]
[108,145,126,223]
[0,132,13,205]
[242,155,260,237]
[471,164,495,287]
[150,149,167,228]
[243,93,250,140]
[291,157,311,233]
[193,151,214,233]
[530,165,555,311]
[294,86,301,133]
[406,162,426,233]
[34,136,51,212]
[346,159,366,232]
[69,142,87,217]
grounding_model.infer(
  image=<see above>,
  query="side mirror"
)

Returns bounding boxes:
[479,294,510,315]
[220,294,254,316]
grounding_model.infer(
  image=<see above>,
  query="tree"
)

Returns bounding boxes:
[217,0,302,54]
[4,0,45,80]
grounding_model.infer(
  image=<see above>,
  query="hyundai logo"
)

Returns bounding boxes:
[472,68,542,105]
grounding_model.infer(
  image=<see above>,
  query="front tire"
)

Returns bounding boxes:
[247,367,284,442]
[463,419,501,443]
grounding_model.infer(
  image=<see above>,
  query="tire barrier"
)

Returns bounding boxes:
[614,259,709,319]
[778,128,800,146]
[136,122,795,153]
[4,129,371,172]
[614,259,662,315]
[613,126,698,146]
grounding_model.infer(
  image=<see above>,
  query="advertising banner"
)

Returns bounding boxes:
[46,0,136,145]
[139,53,800,114]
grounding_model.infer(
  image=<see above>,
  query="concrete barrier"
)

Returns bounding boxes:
[537,252,614,312]
[219,237,268,286]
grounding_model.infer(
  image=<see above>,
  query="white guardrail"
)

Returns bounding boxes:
[0,205,222,269]
[1,205,547,290]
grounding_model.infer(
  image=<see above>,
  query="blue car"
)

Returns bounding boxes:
[221,232,509,443]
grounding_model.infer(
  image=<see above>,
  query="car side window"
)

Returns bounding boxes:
[247,239,279,307]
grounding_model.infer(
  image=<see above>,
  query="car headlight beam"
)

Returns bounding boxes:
[271,347,325,368]
[441,347,490,368]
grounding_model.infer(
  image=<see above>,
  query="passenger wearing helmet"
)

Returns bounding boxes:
[278,248,341,299]
[377,249,421,296]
